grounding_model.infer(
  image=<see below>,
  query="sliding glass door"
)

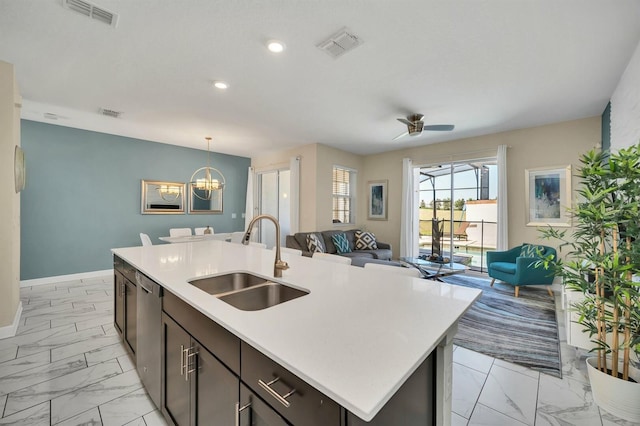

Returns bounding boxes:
[418,158,497,271]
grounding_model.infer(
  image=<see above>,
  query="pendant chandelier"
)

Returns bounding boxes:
[190,137,226,201]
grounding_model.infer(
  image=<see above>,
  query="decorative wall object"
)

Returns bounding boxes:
[367,180,388,220]
[141,180,185,214]
[524,165,571,227]
[188,183,223,214]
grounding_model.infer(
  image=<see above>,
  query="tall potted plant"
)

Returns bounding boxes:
[537,144,640,422]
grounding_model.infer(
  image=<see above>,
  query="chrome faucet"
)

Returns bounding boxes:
[242,214,289,278]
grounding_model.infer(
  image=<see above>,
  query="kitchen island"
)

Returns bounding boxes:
[112,240,480,425]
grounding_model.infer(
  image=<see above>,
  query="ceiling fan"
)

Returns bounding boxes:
[393,114,455,140]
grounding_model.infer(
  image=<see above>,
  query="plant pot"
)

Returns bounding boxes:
[586,357,640,422]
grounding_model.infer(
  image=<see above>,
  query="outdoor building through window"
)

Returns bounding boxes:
[332,165,356,224]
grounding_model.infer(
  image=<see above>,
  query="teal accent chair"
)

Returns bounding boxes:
[486,244,556,297]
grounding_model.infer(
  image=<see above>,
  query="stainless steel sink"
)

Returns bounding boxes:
[189,272,309,311]
[189,272,268,295]
[218,282,308,311]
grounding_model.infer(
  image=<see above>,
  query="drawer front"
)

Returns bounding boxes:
[113,255,124,274]
[241,341,340,426]
[163,291,240,374]
[121,260,138,284]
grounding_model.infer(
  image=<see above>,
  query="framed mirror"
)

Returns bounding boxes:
[188,183,223,214]
[141,180,186,214]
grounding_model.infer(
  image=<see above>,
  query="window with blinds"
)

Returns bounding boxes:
[332,166,356,224]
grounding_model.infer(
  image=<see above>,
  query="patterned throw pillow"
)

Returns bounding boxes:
[355,231,378,250]
[306,234,325,253]
[331,233,351,254]
[520,244,542,257]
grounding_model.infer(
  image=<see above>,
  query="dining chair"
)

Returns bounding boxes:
[140,233,153,247]
[312,252,352,265]
[169,228,192,237]
[273,246,302,256]
[194,226,214,235]
[364,262,421,278]
[249,242,267,249]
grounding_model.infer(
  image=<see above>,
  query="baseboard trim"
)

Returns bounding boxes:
[21,269,112,288]
[0,301,23,339]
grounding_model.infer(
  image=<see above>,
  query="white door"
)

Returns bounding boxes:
[257,169,290,248]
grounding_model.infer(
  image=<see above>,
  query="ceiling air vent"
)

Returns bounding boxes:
[316,27,363,59]
[99,108,122,118]
[62,0,119,28]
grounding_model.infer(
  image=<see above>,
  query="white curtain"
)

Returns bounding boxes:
[496,145,508,250]
[244,166,255,230]
[289,156,300,234]
[400,158,419,258]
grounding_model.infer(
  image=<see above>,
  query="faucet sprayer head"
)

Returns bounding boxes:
[241,231,251,245]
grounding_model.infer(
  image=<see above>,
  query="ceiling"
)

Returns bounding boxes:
[1,1,640,158]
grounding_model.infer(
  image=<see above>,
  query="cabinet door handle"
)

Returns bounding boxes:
[181,346,191,381]
[180,345,186,377]
[186,349,198,376]
[235,402,251,426]
[258,377,296,408]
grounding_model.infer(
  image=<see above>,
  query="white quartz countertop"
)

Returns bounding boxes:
[112,241,480,421]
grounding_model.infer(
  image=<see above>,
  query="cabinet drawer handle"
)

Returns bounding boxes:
[235,402,251,426]
[258,377,296,408]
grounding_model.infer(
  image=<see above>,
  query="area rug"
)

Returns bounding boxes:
[439,274,562,378]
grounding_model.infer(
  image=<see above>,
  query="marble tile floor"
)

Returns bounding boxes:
[0,275,636,425]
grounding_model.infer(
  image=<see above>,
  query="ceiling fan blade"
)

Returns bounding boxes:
[392,131,408,141]
[423,124,455,131]
[397,118,413,126]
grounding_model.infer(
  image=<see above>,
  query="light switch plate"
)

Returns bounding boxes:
[232,213,237,219]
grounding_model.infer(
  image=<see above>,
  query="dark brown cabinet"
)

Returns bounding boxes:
[114,270,125,336]
[241,342,340,426]
[113,256,136,357]
[163,314,191,426]
[238,383,289,426]
[124,277,137,354]
[161,308,239,425]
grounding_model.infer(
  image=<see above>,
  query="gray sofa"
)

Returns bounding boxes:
[285,229,392,261]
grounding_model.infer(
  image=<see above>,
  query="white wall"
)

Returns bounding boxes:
[0,61,21,329]
[251,143,318,232]
[611,39,640,150]
[254,118,599,260]
[360,117,600,257]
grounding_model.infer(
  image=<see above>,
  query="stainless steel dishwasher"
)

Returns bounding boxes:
[136,271,163,408]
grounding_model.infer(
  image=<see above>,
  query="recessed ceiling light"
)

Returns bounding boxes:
[213,81,229,90]
[267,40,286,53]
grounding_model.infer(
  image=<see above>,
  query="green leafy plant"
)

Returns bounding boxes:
[537,144,640,381]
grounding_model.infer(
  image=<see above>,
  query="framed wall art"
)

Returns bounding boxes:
[524,165,571,227]
[367,180,388,220]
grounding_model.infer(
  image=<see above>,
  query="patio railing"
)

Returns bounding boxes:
[418,219,497,272]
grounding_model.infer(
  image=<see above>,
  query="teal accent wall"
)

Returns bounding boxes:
[20,120,250,280]
[602,101,611,153]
